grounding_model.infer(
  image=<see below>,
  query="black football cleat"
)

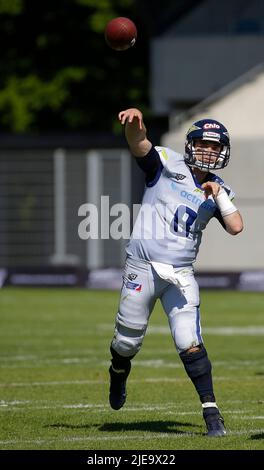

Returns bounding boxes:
[203,408,227,437]
[109,365,129,410]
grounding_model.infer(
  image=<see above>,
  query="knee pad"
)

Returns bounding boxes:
[111,322,146,357]
[179,344,212,379]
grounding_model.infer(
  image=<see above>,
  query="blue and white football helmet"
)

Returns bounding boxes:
[184,118,230,171]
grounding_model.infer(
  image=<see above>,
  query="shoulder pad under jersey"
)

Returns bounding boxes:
[154,146,184,174]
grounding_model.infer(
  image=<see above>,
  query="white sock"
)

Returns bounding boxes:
[202,402,218,409]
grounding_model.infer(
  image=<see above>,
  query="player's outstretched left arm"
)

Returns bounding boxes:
[222,210,243,235]
[118,108,152,157]
[202,181,243,235]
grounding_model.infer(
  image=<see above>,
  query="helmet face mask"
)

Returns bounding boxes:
[184,119,230,172]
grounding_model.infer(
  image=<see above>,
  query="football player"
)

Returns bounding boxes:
[108,108,243,437]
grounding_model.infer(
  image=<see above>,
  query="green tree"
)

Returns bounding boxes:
[0,0,149,133]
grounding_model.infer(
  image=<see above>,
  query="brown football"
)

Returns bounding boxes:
[105,17,137,51]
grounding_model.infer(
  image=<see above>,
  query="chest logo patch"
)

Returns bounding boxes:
[174,173,186,181]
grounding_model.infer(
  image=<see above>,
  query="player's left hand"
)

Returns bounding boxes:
[202,181,221,199]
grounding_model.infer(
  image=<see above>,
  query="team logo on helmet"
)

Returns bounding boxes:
[186,124,201,135]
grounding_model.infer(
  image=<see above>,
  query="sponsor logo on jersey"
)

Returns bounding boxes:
[174,173,186,181]
[125,280,142,292]
[128,273,137,280]
[203,123,220,129]
[171,185,216,213]
[179,190,215,213]
[180,190,203,207]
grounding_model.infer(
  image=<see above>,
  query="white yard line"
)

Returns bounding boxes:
[1,325,264,340]
[0,350,95,361]
[0,375,262,388]
[0,428,263,446]
[100,324,264,336]
[0,379,106,387]
[0,400,256,414]
[0,400,31,407]
[149,325,264,336]
[235,416,264,420]
[203,326,264,336]
[1,357,264,370]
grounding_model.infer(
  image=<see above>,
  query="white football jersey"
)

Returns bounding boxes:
[126,146,234,267]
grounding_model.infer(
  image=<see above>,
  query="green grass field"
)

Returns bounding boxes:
[0,288,264,450]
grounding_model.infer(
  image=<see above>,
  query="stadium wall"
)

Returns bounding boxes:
[162,65,264,271]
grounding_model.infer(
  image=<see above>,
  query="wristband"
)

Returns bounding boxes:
[215,187,237,217]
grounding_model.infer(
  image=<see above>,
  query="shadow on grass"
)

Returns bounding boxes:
[99,420,200,434]
[251,433,264,440]
[47,420,200,435]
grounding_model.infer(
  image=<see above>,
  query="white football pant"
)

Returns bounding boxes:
[111,256,203,356]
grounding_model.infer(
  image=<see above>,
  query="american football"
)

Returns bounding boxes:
[105,17,137,51]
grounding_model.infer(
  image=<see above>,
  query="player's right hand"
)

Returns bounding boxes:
[202,181,221,199]
[118,108,143,130]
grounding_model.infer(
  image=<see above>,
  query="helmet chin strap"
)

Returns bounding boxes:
[192,164,210,173]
